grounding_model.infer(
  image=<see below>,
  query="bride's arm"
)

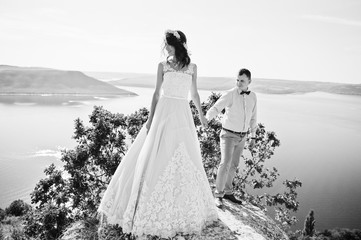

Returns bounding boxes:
[146,63,163,131]
[190,64,208,128]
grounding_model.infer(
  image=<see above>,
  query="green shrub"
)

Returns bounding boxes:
[11,227,27,240]
[5,200,31,217]
[318,228,361,240]
[2,215,21,225]
[303,210,315,237]
[0,225,4,240]
[0,208,5,221]
[24,203,70,240]
[28,106,130,239]
[289,210,361,240]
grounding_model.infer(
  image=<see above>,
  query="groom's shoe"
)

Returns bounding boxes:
[215,197,223,208]
[223,194,243,205]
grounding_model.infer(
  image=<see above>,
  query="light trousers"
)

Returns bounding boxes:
[215,129,247,198]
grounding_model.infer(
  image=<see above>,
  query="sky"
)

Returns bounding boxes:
[0,0,361,84]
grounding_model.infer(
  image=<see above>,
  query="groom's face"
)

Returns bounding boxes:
[236,74,250,89]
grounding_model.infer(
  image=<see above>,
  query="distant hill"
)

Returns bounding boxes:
[3,66,359,96]
[85,71,361,96]
[0,66,136,95]
[252,78,361,95]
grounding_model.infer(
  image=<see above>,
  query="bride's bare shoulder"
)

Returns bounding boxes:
[189,63,197,74]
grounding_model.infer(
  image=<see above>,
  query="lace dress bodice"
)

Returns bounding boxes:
[161,62,194,99]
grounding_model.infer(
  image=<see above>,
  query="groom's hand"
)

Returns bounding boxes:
[248,138,256,149]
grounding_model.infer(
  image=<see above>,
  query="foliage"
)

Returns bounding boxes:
[0,226,4,240]
[290,228,361,240]
[0,214,27,240]
[31,106,128,215]
[190,92,302,228]
[10,227,27,240]
[5,200,32,217]
[1,216,20,225]
[0,208,5,221]
[24,203,70,240]
[28,106,148,239]
[125,107,149,141]
[316,228,361,240]
[303,210,316,237]
[98,222,134,240]
[60,217,100,240]
[289,211,361,240]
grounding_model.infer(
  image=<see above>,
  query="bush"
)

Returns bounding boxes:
[31,106,130,217]
[318,228,361,240]
[303,210,315,237]
[2,215,20,225]
[0,208,5,221]
[0,226,4,240]
[289,211,361,240]
[24,203,71,240]
[11,227,27,240]
[5,200,31,217]
[60,218,99,240]
[28,106,132,239]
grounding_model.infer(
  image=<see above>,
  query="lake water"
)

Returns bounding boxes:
[1,87,361,231]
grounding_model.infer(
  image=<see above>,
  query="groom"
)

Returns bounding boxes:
[206,68,257,208]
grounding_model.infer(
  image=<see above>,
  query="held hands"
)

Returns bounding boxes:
[248,138,256,149]
[200,115,208,128]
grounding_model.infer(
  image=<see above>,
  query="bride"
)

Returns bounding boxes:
[98,29,218,239]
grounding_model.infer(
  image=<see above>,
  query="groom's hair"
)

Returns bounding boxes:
[238,68,251,80]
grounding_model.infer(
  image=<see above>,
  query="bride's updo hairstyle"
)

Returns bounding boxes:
[164,30,191,68]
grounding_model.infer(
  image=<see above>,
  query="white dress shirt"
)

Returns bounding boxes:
[206,87,257,137]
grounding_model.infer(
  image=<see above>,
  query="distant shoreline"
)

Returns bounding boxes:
[2,64,360,96]
[108,82,361,96]
[97,74,361,96]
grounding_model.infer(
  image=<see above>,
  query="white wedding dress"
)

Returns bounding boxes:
[98,61,218,238]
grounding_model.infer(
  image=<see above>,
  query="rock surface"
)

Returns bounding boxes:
[178,199,289,240]
[209,199,289,240]
[61,199,289,240]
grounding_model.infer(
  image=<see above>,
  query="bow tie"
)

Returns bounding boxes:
[240,90,251,95]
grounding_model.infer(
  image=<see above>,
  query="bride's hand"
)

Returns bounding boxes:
[200,115,208,128]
